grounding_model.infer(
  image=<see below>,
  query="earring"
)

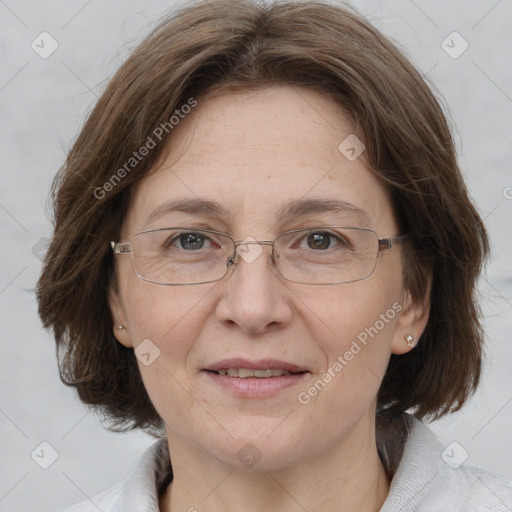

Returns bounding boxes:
[405,334,415,347]
[117,325,126,330]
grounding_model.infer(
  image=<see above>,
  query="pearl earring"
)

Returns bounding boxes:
[405,334,415,347]
[117,325,126,330]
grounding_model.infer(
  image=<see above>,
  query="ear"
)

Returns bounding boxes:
[391,276,432,355]
[108,285,134,348]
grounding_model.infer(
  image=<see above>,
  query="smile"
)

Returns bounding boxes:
[203,370,309,398]
[213,368,297,378]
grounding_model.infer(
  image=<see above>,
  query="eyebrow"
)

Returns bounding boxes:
[276,198,371,225]
[146,197,371,226]
[147,198,232,224]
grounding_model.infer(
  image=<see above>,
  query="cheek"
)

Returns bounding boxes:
[305,273,400,344]
[122,273,208,340]
[296,278,401,406]
[123,283,214,424]
[119,277,217,400]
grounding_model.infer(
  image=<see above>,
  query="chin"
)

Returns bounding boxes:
[213,442,305,472]
[202,422,311,472]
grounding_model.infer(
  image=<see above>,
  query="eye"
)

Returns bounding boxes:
[165,231,213,251]
[301,230,348,251]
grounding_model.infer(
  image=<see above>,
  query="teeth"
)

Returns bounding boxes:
[253,369,273,378]
[215,368,294,378]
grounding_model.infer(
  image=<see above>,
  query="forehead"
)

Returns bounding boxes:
[124,86,396,235]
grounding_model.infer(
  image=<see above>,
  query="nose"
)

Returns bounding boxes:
[215,242,293,335]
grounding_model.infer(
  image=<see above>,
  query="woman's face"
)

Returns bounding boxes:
[111,86,427,470]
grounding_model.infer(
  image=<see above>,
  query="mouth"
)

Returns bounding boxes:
[203,359,310,397]
[206,368,305,378]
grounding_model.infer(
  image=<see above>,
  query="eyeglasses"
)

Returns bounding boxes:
[111,226,408,286]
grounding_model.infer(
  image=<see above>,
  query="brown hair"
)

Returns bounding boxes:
[36,0,489,432]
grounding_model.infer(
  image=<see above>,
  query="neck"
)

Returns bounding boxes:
[159,417,390,512]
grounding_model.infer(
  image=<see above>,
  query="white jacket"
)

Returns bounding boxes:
[61,417,512,511]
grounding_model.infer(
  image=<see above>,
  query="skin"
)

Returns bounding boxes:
[110,86,430,512]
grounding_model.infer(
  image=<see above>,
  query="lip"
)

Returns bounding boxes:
[203,358,309,398]
[205,358,307,373]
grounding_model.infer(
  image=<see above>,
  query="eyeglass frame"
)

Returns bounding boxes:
[111,226,408,286]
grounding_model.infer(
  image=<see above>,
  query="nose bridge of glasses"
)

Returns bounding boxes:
[232,239,275,258]
[227,239,277,270]
[235,240,274,247]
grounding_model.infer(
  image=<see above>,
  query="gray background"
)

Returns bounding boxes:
[0,0,511,511]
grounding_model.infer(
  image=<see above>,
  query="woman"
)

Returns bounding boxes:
[36,0,512,510]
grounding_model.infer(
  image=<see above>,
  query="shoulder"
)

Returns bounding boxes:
[381,416,512,511]
[59,438,171,512]
[446,464,512,510]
